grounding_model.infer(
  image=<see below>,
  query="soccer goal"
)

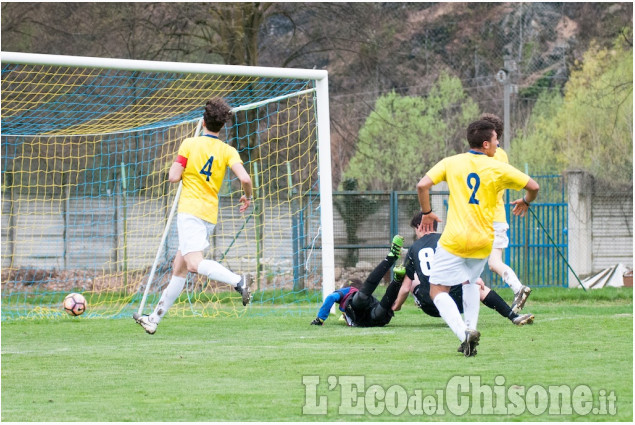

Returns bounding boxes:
[1,52,335,320]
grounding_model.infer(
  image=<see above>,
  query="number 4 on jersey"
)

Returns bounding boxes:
[200,156,214,181]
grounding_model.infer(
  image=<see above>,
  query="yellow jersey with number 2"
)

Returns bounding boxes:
[426,151,529,259]
[176,135,242,224]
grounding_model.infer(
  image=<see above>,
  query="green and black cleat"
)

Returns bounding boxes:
[393,265,406,283]
[388,234,404,260]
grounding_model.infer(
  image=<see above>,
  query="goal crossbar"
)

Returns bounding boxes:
[1,51,327,81]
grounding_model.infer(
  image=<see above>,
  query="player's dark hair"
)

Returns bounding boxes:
[480,113,503,141]
[203,98,233,132]
[466,120,496,148]
[346,278,363,289]
[410,212,438,231]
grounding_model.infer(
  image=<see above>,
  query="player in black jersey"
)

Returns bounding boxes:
[393,212,534,334]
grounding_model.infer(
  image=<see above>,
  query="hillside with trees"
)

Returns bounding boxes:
[2,2,632,187]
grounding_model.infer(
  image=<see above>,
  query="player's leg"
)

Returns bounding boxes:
[461,258,488,331]
[134,251,188,334]
[488,248,522,291]
[462,282,481,331]
[488,247,527,294]
[490,221,531,312]
[429,246,473,349]
[491,250,532,313]
[150,252,188,323]
[370,265,407,325]
[177,214,251,305]
[431,283,472,345]
[353,235,403,309]
[457,258,488,356]
[381,265,406,310]
[194,256,251,306]
[478,278,534,325]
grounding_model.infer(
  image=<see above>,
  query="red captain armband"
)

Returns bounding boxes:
[175,155,188,168]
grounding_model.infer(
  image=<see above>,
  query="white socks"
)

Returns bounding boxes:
[197,259,241,287]
[433,292,467,342]
[502,266,523,294]
[462,283,480,330]
[148,260,241,324]
[150,275,186,324]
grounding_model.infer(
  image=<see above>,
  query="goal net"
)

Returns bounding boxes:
[1,52,335,320]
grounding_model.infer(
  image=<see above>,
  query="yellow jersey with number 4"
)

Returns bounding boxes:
[493,147,509,223]
[426,151,529,258]
[176,135,242,224]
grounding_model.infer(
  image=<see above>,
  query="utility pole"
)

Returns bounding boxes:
[496,56,517,151]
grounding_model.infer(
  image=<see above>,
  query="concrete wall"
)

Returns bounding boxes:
[2,174,632,282]
[567,170,633,286]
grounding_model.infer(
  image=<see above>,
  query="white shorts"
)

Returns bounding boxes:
[177,213,216,256]
[429,245,488,287]
[492,221,510,249]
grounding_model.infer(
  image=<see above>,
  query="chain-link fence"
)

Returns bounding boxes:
[330,173,632,289]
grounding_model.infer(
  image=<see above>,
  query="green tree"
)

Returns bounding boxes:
[342,73,478,190]
[511,30,633,185]
[509,90,563,176]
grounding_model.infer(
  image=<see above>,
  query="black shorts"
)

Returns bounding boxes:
[414,284,463,317]
[345,294,393,327]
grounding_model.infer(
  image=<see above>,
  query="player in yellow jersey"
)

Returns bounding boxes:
[416,120,539,356]
[134,98,253,334]
[481,113,532,313]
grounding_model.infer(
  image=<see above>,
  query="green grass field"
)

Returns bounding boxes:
[1,287,632,421]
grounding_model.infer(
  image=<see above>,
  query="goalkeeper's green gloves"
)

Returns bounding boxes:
[310,317,324,326]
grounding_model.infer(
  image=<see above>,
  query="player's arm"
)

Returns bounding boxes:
[393,249,417,311]
[311,291,343,325]
[168,156,186,183]
[392,275,413,311]
[230,162,253,213]
[416,175,441,232]
[510,178,540,217]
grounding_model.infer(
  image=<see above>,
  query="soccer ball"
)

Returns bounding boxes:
[63,293,86,316]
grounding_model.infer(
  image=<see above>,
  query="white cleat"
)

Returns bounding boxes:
[511,285,532,313]
[133,313,157,334]
[512,313,535,326]
[235,274,252,306]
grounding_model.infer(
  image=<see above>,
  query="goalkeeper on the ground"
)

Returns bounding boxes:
[310,235,406,327]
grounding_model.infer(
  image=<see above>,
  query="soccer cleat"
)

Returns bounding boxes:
[463,329,481,357]
[512,313,535,326]
[388,235,404,259]
[511,285,532,313]
[235,274,252,306]
[133,313,157,335]
[393,265,406,283]
[310,317,324,326]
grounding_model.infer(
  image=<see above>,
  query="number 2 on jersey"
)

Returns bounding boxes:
[467,172,480,204]
[200,156,214,182]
